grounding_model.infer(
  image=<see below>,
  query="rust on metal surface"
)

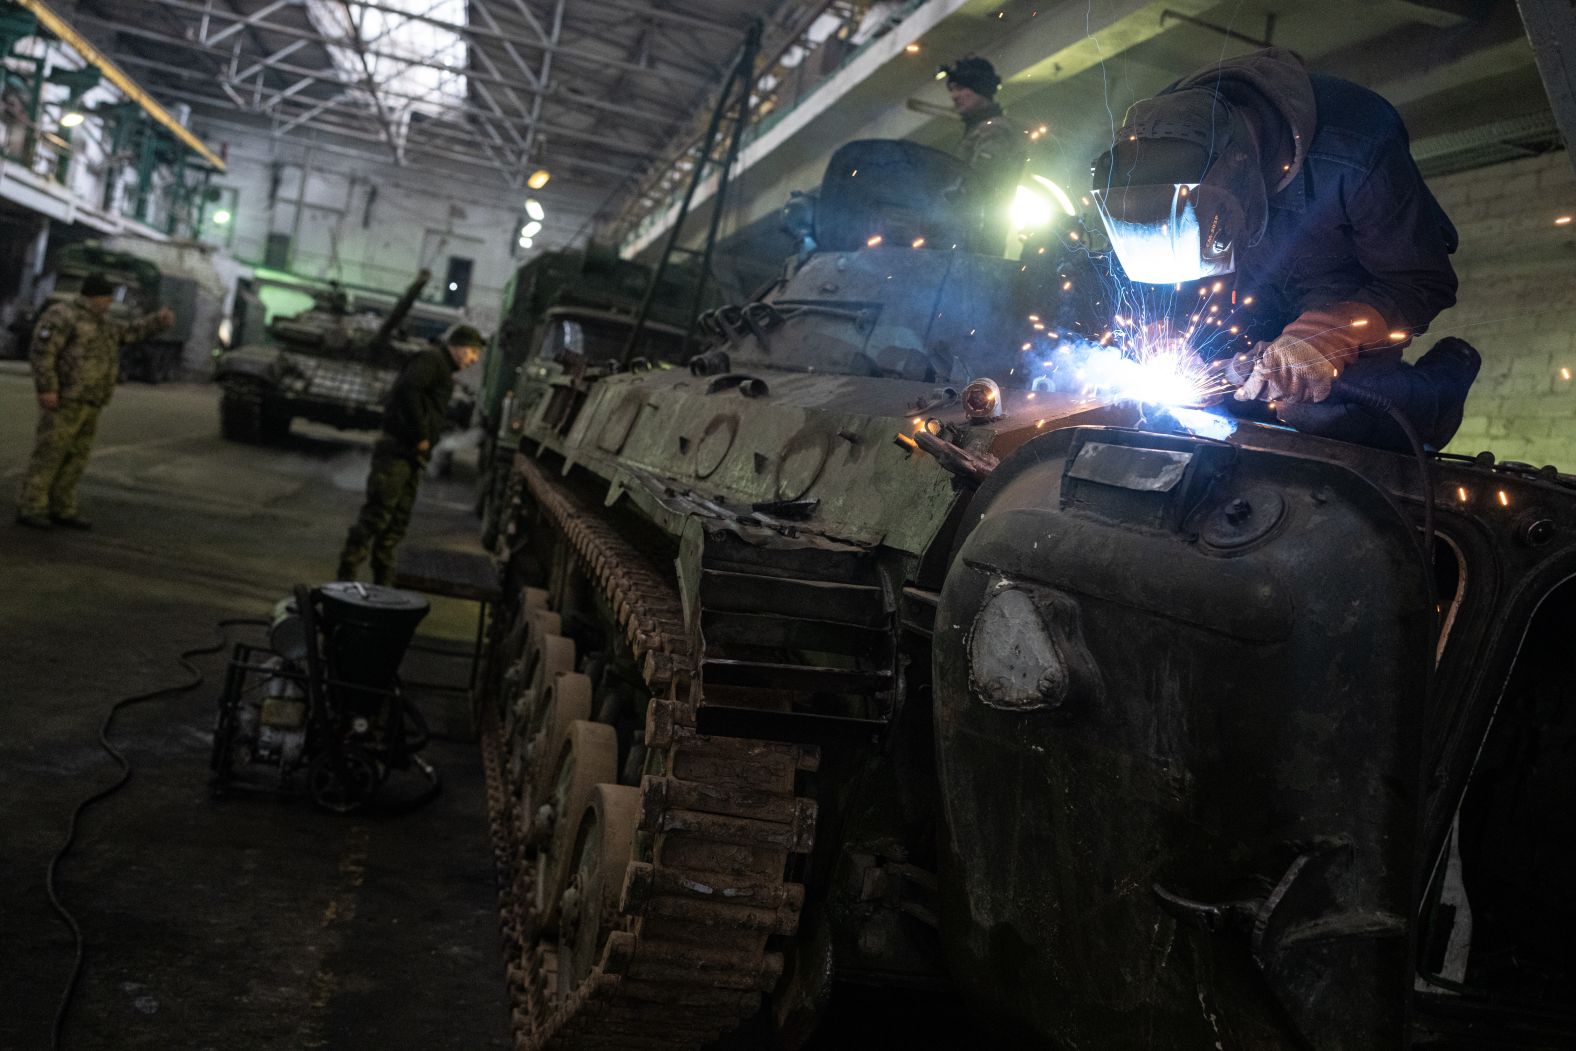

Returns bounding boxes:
[477,455,819,1051]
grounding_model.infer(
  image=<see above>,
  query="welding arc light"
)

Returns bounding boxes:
[1010,185,1054,232]
[522,220,543,238]
[527,169,551,189]
[212,209,232,225]
[1009,177,1078,235]
[60,110,85,128]
[1031,175,1077,217]
[525,198,545,221]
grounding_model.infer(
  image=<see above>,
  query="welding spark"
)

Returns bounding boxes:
[1167,407,1237,440]
[1029,325,1231,410]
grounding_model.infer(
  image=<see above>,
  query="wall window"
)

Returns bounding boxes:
[443,256,472,307]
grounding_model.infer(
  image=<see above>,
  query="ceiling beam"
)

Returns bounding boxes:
[150,73,652,181]
[83,8,676,125]
[583,0,749,35]
[1317,2,1530,107]
[204,0,294,46]
[232,38,311,83]
[97,21,671,156]
[141,0,714,91]
[520,0,566,161]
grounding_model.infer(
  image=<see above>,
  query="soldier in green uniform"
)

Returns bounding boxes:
[16,272,174,530]
[336,325,484,584]
[942,56,1028,253]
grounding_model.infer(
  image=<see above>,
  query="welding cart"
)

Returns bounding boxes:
[210,582,438,812]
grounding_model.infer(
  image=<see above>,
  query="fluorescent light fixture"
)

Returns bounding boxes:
[60,110,85,128]
[525,198,545,221]
[212,209,232,225]
[522,220,542,238]
[527,169,550,189]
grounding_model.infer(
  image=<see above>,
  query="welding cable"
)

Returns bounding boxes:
[44,617,268,1050]
[1330,380,1436,572]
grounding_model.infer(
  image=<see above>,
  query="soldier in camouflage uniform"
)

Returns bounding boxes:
[16,272,174,530]
[337,325,484,585]
[943,56,1028,253]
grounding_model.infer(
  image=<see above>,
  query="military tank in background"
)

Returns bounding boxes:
[474,139,1576,1049]
[6,240,206,382]
[213,269,472,444]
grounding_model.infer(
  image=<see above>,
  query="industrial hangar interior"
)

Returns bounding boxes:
[2,0,1574,1048]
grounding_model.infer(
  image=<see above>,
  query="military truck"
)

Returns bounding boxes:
[475,139,1576,1049]
[7,241,203,382]
[213,269,472,444]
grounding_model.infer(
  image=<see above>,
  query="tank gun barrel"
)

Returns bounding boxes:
[373,268,430,348]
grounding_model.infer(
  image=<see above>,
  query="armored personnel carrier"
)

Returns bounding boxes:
[213,270,471,443]
[476,140,1576,1049]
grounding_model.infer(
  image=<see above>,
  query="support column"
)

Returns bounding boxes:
[1517,0,1576,179]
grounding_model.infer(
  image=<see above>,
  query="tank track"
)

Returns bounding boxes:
[482,455,819,1051]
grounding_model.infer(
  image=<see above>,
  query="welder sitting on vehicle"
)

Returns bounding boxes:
[1090,47,1478,449]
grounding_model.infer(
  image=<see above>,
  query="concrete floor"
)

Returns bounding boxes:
[0,364,512,1050]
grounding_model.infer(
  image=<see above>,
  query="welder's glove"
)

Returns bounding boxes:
[1235,302,1389,404]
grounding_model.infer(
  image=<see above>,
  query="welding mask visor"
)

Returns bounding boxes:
[1090,181,1243,284]
[1091,89,1267,284]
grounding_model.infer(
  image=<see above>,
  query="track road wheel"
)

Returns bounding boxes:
[558,783,640,1000]
[530,720,618,934]
[505,630,574,769]
[522,671,594,814]
[499,608,561,719]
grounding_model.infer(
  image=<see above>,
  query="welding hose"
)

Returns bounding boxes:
[1329,379,1436,573]
[45,617,269,1050]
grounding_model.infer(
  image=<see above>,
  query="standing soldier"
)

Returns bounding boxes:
[336,325,484,585]
[15,272,174,530]
[942,56,1027,251]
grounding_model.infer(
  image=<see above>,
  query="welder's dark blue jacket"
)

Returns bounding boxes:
[1178,52,1459,338]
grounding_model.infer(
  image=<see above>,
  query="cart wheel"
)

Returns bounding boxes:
[309,745,382,813]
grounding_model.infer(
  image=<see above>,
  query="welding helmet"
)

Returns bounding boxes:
[1090,88,1268,284]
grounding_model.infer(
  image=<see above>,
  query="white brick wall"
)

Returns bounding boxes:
[1427,151,1576,469]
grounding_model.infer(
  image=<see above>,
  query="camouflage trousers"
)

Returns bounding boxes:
[17,401,102,518]
[337,444,422,585]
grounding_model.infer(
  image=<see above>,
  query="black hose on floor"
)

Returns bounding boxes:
[44,617,268,1050]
